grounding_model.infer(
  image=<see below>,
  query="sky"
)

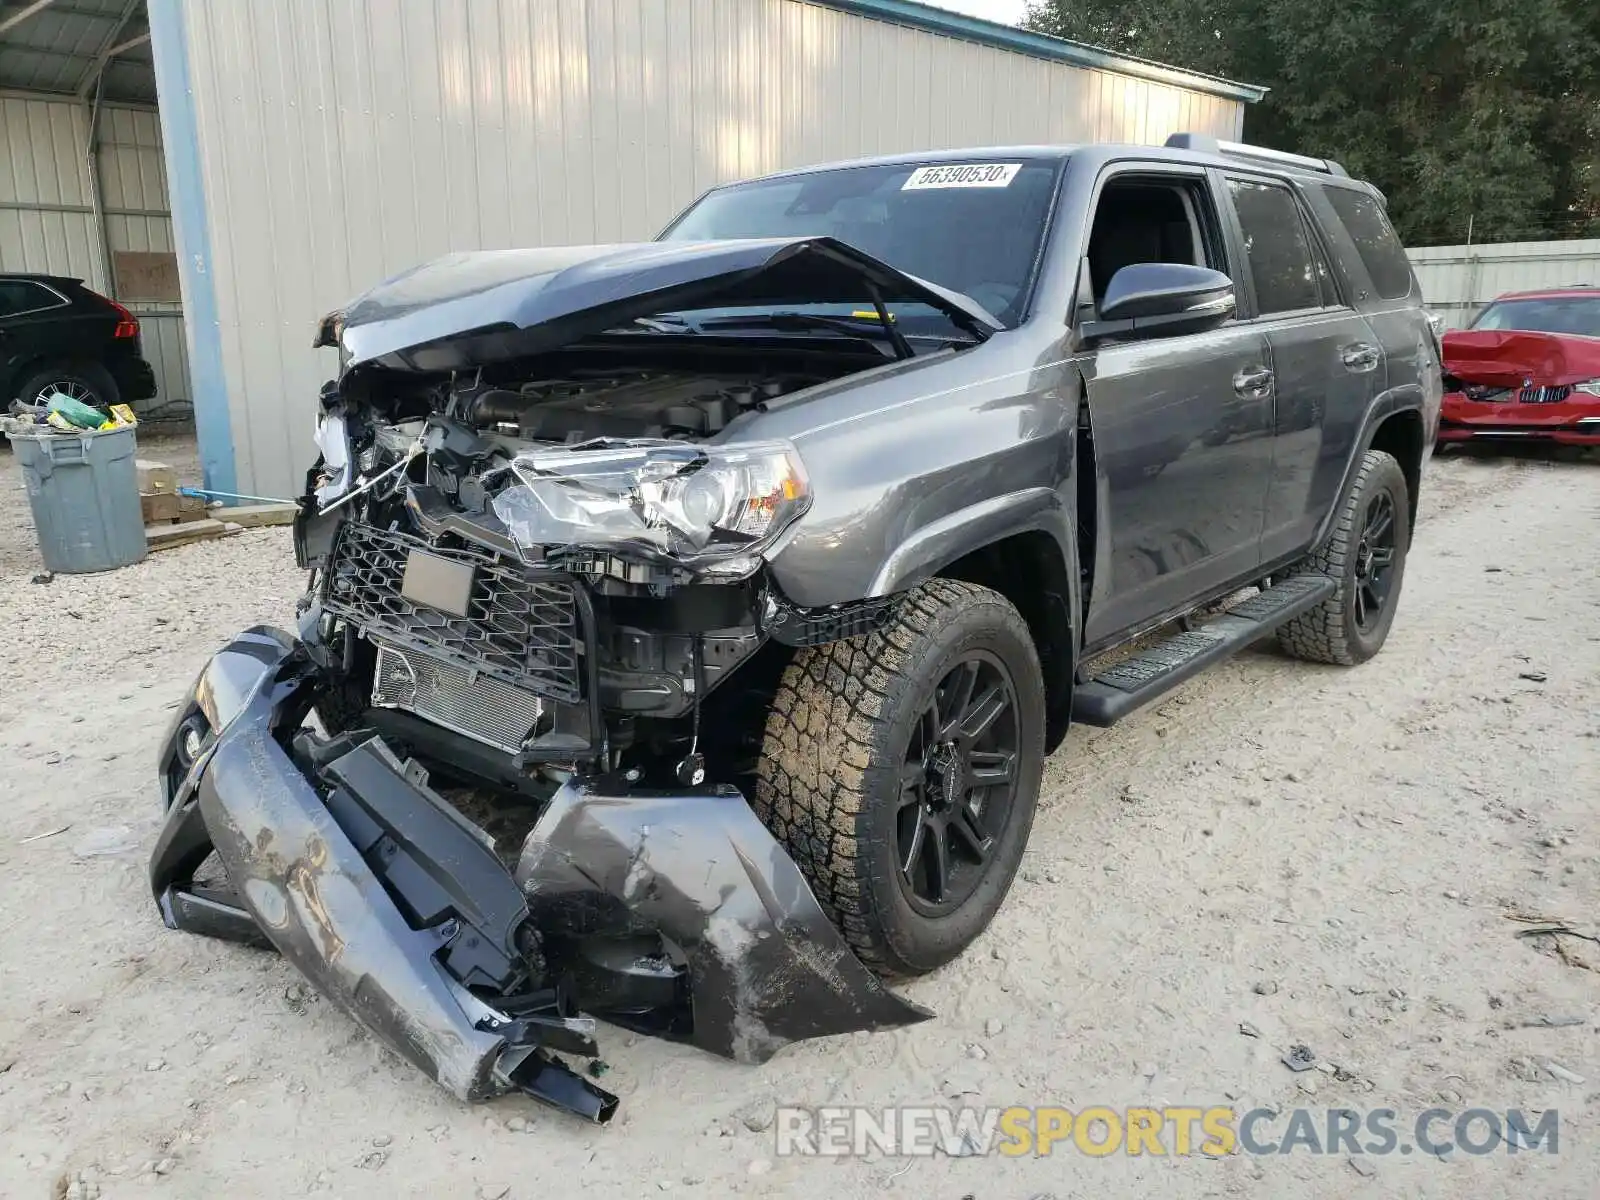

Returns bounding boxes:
[922,0,1031,27]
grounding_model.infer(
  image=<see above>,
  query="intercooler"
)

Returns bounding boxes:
[372,641,546,753]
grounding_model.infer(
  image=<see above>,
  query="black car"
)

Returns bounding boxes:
[1,273,157,412]
[149,134,1440,1122]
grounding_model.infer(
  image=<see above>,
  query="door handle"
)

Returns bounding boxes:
[1341,343,1381,373]
[1232,367,1274,398]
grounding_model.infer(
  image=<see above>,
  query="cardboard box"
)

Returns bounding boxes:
[141,491,180,523]
[136,460,177,495]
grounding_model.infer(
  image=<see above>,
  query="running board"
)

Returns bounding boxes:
[1072,575,1336,727]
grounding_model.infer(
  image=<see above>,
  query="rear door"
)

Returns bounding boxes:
[1310,183,1441,440]
[1220,175,1380,564]
[1078,165,1274,648]
[0,278,76,398]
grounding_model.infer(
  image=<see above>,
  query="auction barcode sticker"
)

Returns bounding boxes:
[901,163,1022,190]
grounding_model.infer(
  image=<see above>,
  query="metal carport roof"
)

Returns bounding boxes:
[0,0,155,105]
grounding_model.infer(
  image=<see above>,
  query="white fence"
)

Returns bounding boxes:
[1407,239,1600,329]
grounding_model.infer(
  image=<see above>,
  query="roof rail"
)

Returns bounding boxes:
[1164,132,1349,178]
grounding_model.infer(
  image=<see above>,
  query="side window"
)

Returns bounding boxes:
[1084,174,1223,311]
[1226,178,1323,315]
[0,280,65,318]
[1323,187,1414,300]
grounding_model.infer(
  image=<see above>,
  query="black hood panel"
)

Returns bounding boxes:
[333,237,999,372]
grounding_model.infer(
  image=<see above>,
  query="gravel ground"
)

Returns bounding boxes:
[0,435,1596,1200]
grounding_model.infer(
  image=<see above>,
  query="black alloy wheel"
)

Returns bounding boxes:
[896,652,1021,914]
[1352,490,1397,631]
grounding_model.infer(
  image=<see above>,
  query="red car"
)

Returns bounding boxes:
[1438,286,1600,447]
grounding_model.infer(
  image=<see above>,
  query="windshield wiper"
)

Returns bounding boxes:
[696,310,928,359]
[617,306,981,361]
[617,315,696,334]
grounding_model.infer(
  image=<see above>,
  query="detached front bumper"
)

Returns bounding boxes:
[149,629,929,1119]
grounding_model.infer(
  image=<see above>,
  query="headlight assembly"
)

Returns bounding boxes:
[491,438,811,575]
[313,309,346,349]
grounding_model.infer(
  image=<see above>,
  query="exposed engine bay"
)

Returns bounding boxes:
[293,347,870,790]
[459,368,804,441]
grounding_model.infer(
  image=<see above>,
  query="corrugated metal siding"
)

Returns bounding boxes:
[1408,239,1600,328]
[0,95,99,278]
[177,0,1245,495]
[0,93,190,411]
[98,105,190,415]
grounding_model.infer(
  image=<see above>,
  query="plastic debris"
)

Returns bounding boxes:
[1282,1044,1317,1072]
[20,824,71,844]
[72,825,138,858]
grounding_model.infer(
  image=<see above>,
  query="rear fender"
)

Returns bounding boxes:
[1313,393,1429,550]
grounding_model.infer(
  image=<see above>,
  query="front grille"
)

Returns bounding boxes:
[322,522,582,704]
[372,642,545,753]
[1516,385,1573,405]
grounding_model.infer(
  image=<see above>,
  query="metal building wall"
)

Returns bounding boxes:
[168,0,1247,496]
[0,93,191,412]
[1408,238,1600,328]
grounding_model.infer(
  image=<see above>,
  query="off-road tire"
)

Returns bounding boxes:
[753,579,1046,977]
[1278,448,1410,666]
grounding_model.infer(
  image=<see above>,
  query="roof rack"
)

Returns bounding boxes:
[1164,133,1348,178]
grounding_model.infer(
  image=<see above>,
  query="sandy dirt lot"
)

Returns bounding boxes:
[1,436,1596,1200]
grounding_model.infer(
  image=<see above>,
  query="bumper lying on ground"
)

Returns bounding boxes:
[149,629,930,1120]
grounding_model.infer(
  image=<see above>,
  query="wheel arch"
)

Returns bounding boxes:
[8,356,114,404]
[927,526,1079,754]
[1315,399,1427,550]
[1366,408,1425,531]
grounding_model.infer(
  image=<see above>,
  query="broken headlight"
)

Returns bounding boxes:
[492,438,810,576]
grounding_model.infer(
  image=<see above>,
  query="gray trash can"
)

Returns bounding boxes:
[6,423,148,573]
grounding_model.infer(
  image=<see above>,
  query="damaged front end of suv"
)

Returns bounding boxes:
[147,237,1005,1119]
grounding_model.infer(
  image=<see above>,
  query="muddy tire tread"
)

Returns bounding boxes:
[1278,449,1405,666]
[753,578,1034,975]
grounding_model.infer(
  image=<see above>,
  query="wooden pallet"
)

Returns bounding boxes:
[144,518,243,552]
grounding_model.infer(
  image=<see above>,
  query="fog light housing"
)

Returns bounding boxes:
[176,716,210,768]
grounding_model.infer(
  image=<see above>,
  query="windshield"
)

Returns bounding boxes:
[1471,296,1600,337]
[658,159,1062,330]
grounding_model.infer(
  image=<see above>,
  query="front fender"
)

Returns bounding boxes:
[867,486,1073,597]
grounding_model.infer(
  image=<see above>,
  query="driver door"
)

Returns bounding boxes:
[1078,167,1274,648]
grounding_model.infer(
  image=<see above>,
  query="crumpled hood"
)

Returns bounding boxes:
[1442,330,1600,387]
[330,237,1001,372]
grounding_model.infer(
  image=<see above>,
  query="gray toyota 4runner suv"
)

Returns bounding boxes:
[150,134,1441,1121]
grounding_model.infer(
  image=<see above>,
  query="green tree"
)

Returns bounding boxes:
[1023,0,1600,245]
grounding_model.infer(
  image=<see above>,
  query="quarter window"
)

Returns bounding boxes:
[1227,179,1322,315]
[1324,187,1414,300]
[0,279,66,318]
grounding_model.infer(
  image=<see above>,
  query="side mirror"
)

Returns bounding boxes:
[1083,263,1236,342]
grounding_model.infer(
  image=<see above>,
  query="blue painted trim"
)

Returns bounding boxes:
[809,0,1266,103]
[146,0,236,494]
